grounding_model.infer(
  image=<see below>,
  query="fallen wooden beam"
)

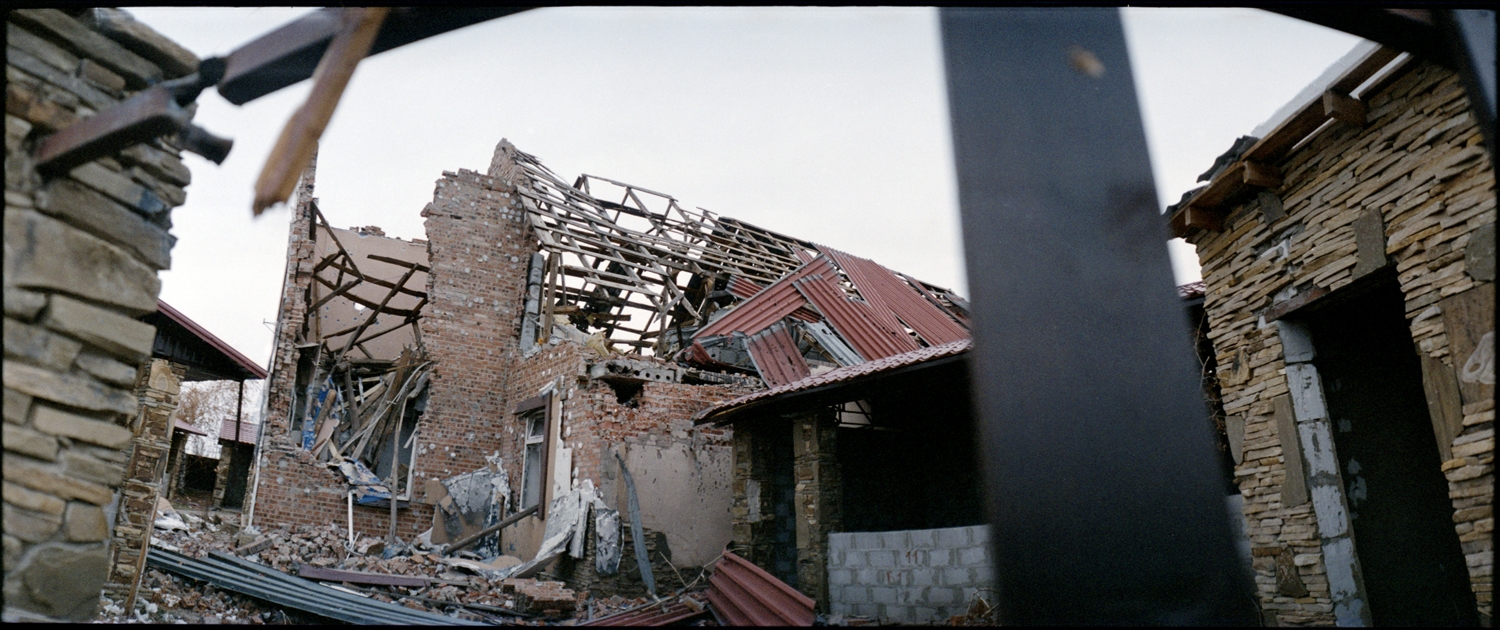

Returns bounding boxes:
[295,564,428,588]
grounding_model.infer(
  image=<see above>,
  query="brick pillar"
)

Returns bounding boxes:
[101,360,180,605]
[4,9,198,621]
[793,410,842,611]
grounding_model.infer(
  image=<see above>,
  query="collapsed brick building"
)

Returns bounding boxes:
[1168,43,1495,626]
[248,139,973,596]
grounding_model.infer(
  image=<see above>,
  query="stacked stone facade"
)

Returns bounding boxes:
[1186,60,1494,625]
[4,8,198,621]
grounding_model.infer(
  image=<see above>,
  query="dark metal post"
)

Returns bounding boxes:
[939,8,1258,624]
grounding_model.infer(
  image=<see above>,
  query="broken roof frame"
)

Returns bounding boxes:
[505,145,969,358]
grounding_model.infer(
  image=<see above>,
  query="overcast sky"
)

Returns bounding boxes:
[128,7,1362,374]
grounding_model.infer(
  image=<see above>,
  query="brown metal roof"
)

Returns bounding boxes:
[148,300,268,381]
[745,321,811,387]
[794,273,918,360]
[820,246,969,346]
[705,551,815,626]
[174,419,209,437]
[695,338,973,426]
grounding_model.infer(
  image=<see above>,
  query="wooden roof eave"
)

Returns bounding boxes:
[1167,46,1405,239]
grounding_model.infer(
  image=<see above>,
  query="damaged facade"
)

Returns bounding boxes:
[1169,44,1495,626]
[251,138,971,603]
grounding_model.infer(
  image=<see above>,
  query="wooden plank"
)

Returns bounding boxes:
[1242,161,1283,189]
[322,259,426,300]
[366,253,430,273]
[311,274,420,317]
[1182,206,1225,233]
[253,8,389,215]
[1322,90,1366,126]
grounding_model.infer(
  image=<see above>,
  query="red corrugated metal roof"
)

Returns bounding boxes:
[156,300,269,379]
[727,276,819,322]
[745,322,811,387]
[794,273,918,360]
[695,338,973,425]
[220,419,258,445]
[697,258,835,338]
[705,551,815,626]
[820,246,969,346]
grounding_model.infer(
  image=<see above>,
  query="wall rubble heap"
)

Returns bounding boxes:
[4,8,200,622]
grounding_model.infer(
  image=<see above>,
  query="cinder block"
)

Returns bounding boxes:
[843,586,870,604]
[909,528,935,548]
[910,568,936,587]
[830,602,851,616]
[844,550,866,567]
[974,563,997,585]
[969,525,991,546]
[940,567,974,587]
[853,532,880,549]
[929,548,953,567]
[880,530,909,549]
[871,586,898,604]
[897,549,926,568]
[959,545,988,566]
[857,568,878,584]
[883,604,911,622]
[829,532,853,551]
[925,587,958,606]
[829,568,854,587]
[868,550,896,568]
[935,526,970,549]
[911,606,940,623]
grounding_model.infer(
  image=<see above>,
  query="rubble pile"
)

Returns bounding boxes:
[93,569,297,625]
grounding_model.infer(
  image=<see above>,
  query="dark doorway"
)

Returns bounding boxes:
[1304,275,1477,626]
[222,444,253,509]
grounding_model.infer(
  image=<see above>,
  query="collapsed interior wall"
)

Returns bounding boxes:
[1184,58,1495,625]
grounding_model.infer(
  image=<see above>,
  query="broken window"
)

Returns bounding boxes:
[514,393,552,518]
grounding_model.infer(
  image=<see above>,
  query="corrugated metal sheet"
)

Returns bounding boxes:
[580,596,710,626]
[705,551,815,626]
[820,246,968,346]
[694,338,973,425]
[147,548,482,625]
[220,418,258,444]
[803,321,864,366]
[1178,281,1207,299]
[794,274,918,360]
[745,321,812,387]
[697,258,835,338]
[727,275,820,322]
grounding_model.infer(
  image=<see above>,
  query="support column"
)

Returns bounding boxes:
[793,410,842,610]
[1279,320,1373,626]
[102,359,182,608]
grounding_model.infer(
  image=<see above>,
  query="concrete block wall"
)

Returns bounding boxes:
[1187,60,1494,624]
[4,8,199,622]
[827,525,995,624]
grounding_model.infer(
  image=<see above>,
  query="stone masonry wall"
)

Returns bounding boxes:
[1186,60,1494,625]
[828,525,996,624]
[102,359,181,603]
[4,9,198,622]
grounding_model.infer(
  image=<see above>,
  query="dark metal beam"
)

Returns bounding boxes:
[218,7,533,105]
[1268,8,1453,67]
[939,8,1258,624]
